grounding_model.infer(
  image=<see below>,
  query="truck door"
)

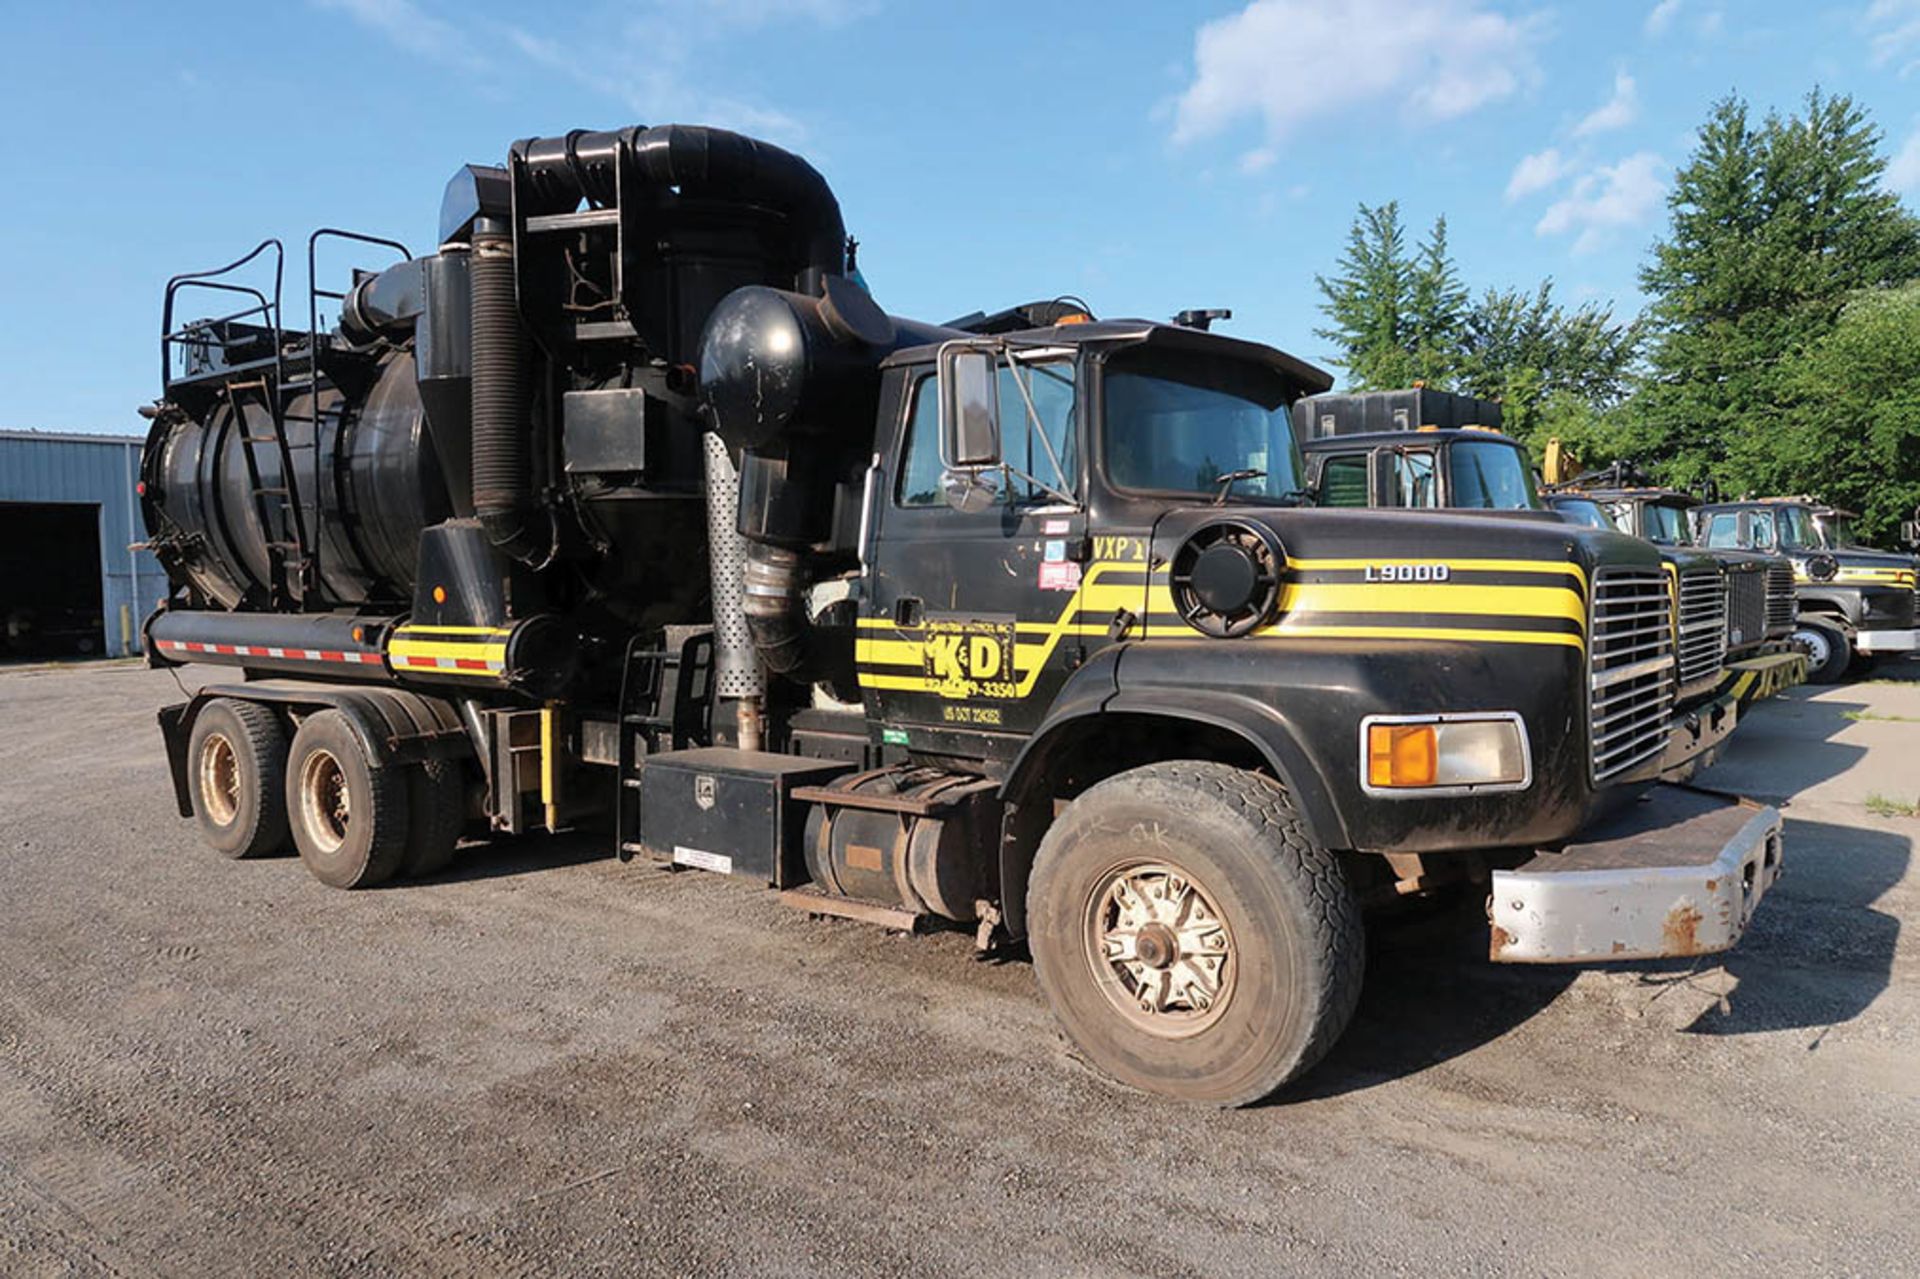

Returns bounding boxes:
[860,355,1090,755]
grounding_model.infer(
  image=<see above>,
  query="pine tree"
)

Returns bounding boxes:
[1456,283,1642,443]
[1314,203,1464,389]
[1636,90,1920,488]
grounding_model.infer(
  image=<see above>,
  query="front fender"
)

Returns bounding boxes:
[1796,587,1863,628]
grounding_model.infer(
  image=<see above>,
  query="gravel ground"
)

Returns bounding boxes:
[1,659,1915,1277]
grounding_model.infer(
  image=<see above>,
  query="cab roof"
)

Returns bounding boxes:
[882,319,1335,398]
[1300,425,1522,452]
[1572,486,1697,507]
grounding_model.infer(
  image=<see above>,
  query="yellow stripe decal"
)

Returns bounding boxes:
[857,553,1592,696]
[392,624,515,636]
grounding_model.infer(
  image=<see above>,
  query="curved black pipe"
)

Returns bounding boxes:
[510,125,847,281]
[469,219,545,564]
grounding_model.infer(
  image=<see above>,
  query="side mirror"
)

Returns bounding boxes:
[939,345,1001,468]
[1902,520,1920,549]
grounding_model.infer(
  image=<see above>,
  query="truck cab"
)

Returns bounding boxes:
[1695,498,1920,680]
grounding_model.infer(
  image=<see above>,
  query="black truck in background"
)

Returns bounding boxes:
[1695,497,1919,681]
[137,127,1783,1106]
[1295,394,1803,721]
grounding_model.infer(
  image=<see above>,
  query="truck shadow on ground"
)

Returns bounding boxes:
[1703,689,1874,803]
[1674,813,1908,1039]
[403,828,609,886]
[1282,894,1577,1103]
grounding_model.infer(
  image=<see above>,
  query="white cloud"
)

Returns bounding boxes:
[1644,0,1681,36]
[317,0,872,142]
[1171,0,1543,149]
[1505,147,1573,201]
[1239,147,1279,175]
[505,25,804,141]
[1866,0,1920,74]
[1890,126,1920,192]
[1537,151,1667,254]
[313,0,488,70]
[1573,71,1638,137]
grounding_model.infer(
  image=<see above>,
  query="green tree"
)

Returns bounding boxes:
[1765,283,1920,542]
[1455,282,1643,444]
[1314,202,1465,389]
[1636,90,1920,489]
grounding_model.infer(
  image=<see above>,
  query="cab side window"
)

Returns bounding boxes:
[1317,454,1371,507]
[896,361,1078,508]
[1703,512,1742,548]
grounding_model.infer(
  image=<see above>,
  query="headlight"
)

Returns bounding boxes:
[1362,713,1531,796]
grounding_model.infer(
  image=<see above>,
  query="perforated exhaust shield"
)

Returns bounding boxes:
[703,432,764,699]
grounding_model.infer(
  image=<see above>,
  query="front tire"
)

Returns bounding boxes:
[1793,618,1852,684]
[187,698,290,859]
[286,709,409,889]
[1027,761,1364,1107]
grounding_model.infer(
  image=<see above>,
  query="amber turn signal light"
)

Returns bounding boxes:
[1368,724,1437,788]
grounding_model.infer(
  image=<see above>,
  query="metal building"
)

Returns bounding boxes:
[0,430,163,659]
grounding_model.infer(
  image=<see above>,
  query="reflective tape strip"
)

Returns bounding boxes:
[157,638,379,665]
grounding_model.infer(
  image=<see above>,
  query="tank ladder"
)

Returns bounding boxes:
[161,241,317,609]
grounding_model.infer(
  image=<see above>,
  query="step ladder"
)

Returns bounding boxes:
[615,627,715,860]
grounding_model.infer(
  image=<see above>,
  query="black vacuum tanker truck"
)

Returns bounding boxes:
[139,124,1784,1105]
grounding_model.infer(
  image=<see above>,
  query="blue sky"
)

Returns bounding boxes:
[3,0,1917,433]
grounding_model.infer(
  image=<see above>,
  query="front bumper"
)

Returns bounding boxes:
[1658,689,1738,783]
[1855,627,1920,654]
[1725,648,1808,706]
[1489,785,1783,963]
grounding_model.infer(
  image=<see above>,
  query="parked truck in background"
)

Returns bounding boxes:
[1295,393,1800,738]
[137,126,1784,1106]
[1695,497,1919,682]
[1542,481,1804,704]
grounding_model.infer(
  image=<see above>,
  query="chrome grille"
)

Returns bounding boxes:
[1726,567,1767,651]
[1677,566,1728,686]
[1765,563,1795,634]
[1590,568,1675,783]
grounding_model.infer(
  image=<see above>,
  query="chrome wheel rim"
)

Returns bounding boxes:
[198,733,240,827]
[1793,627,1831,670]
[1083,861,1235,1038]
[298,748,350,855]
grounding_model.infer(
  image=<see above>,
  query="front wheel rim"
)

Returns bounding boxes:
[1083,861,1236,1038]
[298,748,350,855]
[1794,627,1832,669]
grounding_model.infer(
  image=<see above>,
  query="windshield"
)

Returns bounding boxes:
[1641,502,1692,546]
[1774,506,1820,549]
[1553,498,1613,530]
[1815,512,1851,548]
[1448,439,1539,510]
[1103,350,1304,502]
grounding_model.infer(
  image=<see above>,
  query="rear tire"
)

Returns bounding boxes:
[1027,761,1365,1107]
[402,756,466,879]
[187,698,289,859]
[286,709,409,889]
[1793,618,1852,684]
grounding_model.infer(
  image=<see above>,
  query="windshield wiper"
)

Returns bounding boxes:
[1211,468,1266,505]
